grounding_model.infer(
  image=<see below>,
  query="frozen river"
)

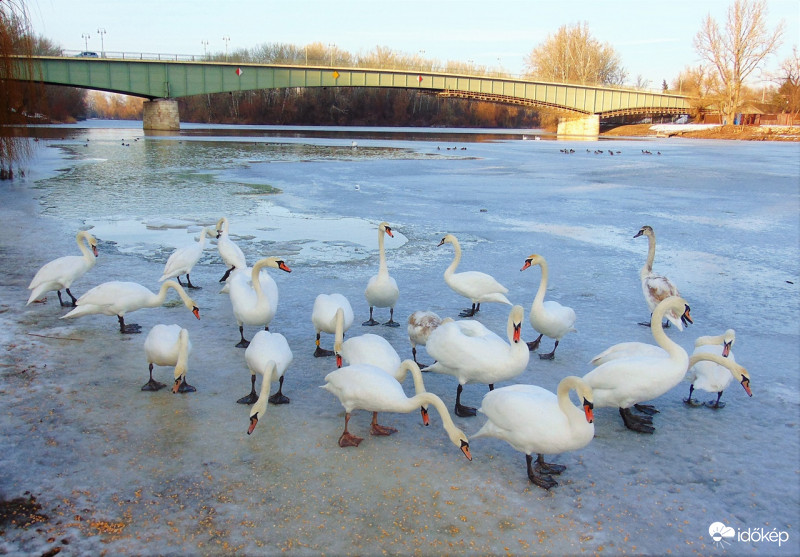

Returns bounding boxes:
[1,122,799,555]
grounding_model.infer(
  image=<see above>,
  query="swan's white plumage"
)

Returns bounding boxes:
[312,294,354,354]
[363,222,399,325]
[635,225,683,328]
[582,297,691,412]
[685,330,749,404]
[27,230,98,305]
[438,234,511,313]
[407,310,452,364]
[216,217,246,271]
[229,257,291,344]
[245,330,294,433]
[159,227,213,283]
[521,254,576,357]
[144,324,192,392]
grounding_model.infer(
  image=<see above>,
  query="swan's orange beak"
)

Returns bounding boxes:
[513,323,522,343]
[741,377,752,397]
[420,407,430,426]
[520,259,532,271]
[583,399,594,423]
[92,245,99,257]
[192,306,200,319]
[336,354,343,368]
[722,341,732,358]
[172,377,182,394]
[278,261,292,273]
[460,440,472,461]
[385,227,394,238]
[247,414,259,435]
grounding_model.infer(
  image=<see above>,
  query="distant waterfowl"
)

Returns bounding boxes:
[363,222,400,327]
[407,310,451,367]
[438,234,511,317]
[472,376,594,489]
[243,330,294,434]
[685,330,749,408]
[581,296,692,433]
[216,217,247,282]
[27,230,99,307]
[61,280,200,334]
[424,305,529,417]
[228,257,291,348]
[311,294,354,357]
[143,324,194,393]
[321,359,472,460]
[520,254,577,359]
[635,225,683,329]
[158,227,214,289]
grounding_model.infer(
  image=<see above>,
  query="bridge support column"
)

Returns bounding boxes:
[142,99,180,131]
[557,114,599,138]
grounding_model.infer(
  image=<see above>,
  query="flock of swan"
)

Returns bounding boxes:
[25,219,753,489]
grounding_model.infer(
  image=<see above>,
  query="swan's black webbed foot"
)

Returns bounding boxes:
[534,454,566,475]
[455,402,477,417]
[174,379,196,393]
[235,339,250,348]
[268,378,290,404]
[683,397,703,407]
[383,319,400,328]
[142,378,166,391]
[634,403,659,415]
[237,391,259,405]
[704,399,726,409]
[362,318,379,326]
[638,321,653,328]
[526,454,558,489]
[527,334,543,352]
[539,351,556,360]
[459,305,478,317]
[314,346,334,357]
[619,407,655,433]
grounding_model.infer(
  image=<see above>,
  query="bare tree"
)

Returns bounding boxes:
[694,0,784,125]
[524,22,627,86]
[777,46,799,124]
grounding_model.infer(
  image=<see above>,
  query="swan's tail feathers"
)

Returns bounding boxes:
[158,274,168,282]
[26,287,47,306]
[60,305,96,319]
[480,293,513,305]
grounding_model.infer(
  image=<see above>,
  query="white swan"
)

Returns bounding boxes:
[27,230,98,306]
[243,330,294,434]
[685,330,750,408]
[438,234,511,317]
[143,324,194,393]
[588,327,729,367]
[581,296,692,433]
[520,254,577,359]
[363,222,400,327]
[407,310,452,366]
[229,257,292,348]
[216,217,247,282]
[158,227,214,289]
[635,225,683,329]
[321,359,472,460]
[311,294,354,357]
[334,307,401,373]
[61,280,200,334]
[472,376,594,489]
[424,305,530,417]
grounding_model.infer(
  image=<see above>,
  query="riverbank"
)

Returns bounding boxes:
[602,123,800,141]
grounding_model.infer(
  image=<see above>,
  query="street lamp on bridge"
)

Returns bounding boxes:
[97,28,106,56]
[222,35,230,61]
[81,33,90,51]
[201,39,209,59]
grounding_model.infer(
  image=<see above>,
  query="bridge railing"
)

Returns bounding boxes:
[61,49,205,63]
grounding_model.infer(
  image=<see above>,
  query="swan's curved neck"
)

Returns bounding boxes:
[532,261,548,307]
[556,376,586,421]
[77,232,95,261]
[174,330,190,378]
[650,302,686,359]
[218,218,230,235]
[643,232,656,273]
[251,361,277,417]
[159,280,193,309]
[395,360,427,396]
[378,227,388,274]
[413,392,461,439]
[250,259,270,297]
[444,239,462,278]
[688,352,741,378]
[333,308,345,354]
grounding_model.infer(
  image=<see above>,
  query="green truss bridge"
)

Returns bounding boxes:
[15,54,692,135]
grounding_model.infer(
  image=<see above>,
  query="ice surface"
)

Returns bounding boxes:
[1,123,798,555]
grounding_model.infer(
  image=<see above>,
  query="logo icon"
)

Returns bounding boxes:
[709,522,736,548]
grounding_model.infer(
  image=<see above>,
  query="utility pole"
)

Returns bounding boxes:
[96,28,106,56]
[223,36,230,61]
[81,33,90,51]
[201,39,209,59]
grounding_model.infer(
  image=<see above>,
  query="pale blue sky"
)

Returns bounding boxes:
[29,0,798,88]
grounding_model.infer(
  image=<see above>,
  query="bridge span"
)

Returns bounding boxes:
[14,55,692,135]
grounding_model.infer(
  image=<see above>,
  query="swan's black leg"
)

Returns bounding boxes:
[539,340,558,360]
[383,307,400,327]
[459,303,478,318]
[235,326,250,348]
[185,274,200,289]
[118,315,141,334]
[619,407,655,433]
[176,276,185,287]
[219,266,235,282]
[65,288,79,306]
[684,384,702,406]
[314,333,334,357]
[704,392,726,409]
[527,333,543,351]
[237,374,259,404]
[362,307,379,326]
[526,454,558,489]
[142,363,166,391]
[454,384,476,417]
[268,375,290,404]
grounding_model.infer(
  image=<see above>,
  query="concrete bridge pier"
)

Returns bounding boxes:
[557,114,599,138]
[143,98,180,131]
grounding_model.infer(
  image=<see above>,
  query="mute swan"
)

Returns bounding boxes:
[589,327,723,366]
[243,331,294,434]
[472,376,594,489]
[685,330,748,408]
[438,234,511,317]
[520,254,577,359]
[363,222,400,327]
[143,324,194,393]
[61,280,200,334]
[27,230,98,307]
[407,310,452,367]
[311,294,354,357]
[424,305,529,417]
[321,359,472,460]
[216,217,247,282]
[635,225,683,329]
[581,296,692,433]
[229,257,291,348]
[159,227,214,289]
